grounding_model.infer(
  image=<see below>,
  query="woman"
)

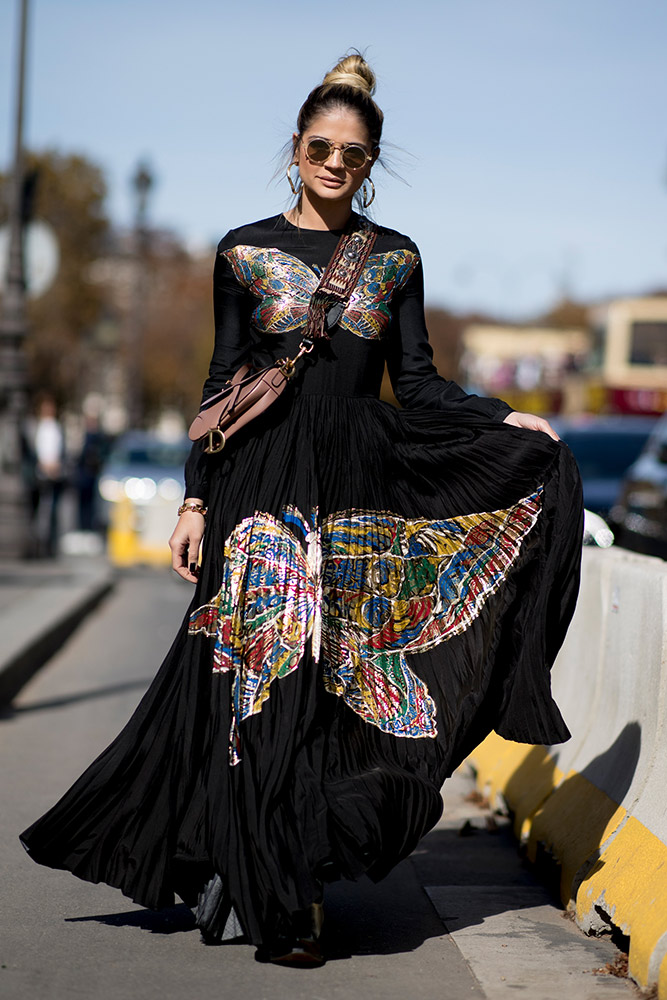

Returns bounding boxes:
[21,53,583,966]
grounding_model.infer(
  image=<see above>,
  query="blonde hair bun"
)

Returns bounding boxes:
[294,50,384,152]
[322,53,376,98]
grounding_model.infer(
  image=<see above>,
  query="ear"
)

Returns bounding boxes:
[291,132,300,162]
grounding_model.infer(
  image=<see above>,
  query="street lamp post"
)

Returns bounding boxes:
[0,0,31,559]
[126,162,153,429]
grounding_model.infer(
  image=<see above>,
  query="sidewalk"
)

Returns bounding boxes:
[0,555,114,704]
[420,768,638,999]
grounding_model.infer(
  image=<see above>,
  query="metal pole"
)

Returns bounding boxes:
[126,163,153,429]
[0,0,31,559]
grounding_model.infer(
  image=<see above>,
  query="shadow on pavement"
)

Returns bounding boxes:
[62,862,448,960]
[323,872,446,959]
[65,904,196,935]
[0,678,153,719]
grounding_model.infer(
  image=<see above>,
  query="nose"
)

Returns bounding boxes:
[326,147,344,169]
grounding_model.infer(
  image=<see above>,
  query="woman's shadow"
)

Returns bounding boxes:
[65,857,448,960]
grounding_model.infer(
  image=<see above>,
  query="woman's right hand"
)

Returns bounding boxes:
[169,505,206,583]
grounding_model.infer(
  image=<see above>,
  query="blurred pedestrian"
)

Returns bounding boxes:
[21,52,583,965]
[29,395,65,558]
[76,414,110,532]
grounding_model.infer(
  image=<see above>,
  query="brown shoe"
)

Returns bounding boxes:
[269,937,324,966]
[269,903,324,966]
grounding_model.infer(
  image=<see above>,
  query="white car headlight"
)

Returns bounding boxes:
[124,477,157,503]
[98,477,124,502]
[157,477,183,501]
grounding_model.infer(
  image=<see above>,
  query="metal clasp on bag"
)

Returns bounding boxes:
[205,428,226,454]
[277,336,315,379]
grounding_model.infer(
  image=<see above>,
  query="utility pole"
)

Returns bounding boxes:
[126,162,153,429]
[0,0,31,559]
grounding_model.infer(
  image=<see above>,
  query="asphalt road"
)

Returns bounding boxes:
[0,568,636,1000]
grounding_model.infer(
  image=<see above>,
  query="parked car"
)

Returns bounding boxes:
[98,431,190,566]
[611,414,667,560]
[552,416,657,519]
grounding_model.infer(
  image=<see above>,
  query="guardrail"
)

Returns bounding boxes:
[467,546,667,997]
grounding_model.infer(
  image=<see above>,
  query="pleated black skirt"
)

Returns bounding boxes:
[20,394,583,947]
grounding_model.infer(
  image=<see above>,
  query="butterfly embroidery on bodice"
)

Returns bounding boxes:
[222,245,418,340]
[188,490,543,764]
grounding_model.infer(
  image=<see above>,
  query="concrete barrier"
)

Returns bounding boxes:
[466,546,667,997]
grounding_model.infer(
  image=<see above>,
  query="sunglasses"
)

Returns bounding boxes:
[302,137,373,170]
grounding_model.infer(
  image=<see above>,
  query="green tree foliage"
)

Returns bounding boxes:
[537,297,589,329]
[380,306,468,405]
[141,248,214,419]
[425,306,466,381]
[0,150,109,405]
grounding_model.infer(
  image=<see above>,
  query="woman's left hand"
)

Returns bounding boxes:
[503,411,560,441]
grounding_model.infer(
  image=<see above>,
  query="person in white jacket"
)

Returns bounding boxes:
[32,395,65,556]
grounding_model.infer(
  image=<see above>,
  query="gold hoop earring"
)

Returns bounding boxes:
[362,177,376,209]
[286,162,301,196]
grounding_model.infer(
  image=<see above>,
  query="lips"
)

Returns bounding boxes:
[318,177,345,188]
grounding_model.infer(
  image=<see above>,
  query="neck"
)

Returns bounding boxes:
[286,189,354,231]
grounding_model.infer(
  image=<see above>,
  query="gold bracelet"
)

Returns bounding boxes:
[177,502,207,517]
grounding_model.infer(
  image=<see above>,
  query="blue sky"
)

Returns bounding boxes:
[1,0,666,318]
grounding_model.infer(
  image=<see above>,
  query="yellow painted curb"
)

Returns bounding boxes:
[576,815,667,990]
[467,731,506,791]
[502,745,563,841]
[467,737,563,840]
[527,770,625,905]
[489,742,534,808]
[659,948,667,1000]
[467,733,528,807]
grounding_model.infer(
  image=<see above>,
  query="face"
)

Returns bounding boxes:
[39,398,56,419]
[293,109,377,205]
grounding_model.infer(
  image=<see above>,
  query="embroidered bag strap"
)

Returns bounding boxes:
[188,217,377,452]
[305,216,377,341]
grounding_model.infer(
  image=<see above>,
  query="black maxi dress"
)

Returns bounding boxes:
[21,213,583,948]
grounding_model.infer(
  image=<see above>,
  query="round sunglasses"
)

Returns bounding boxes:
[302,137,373,171]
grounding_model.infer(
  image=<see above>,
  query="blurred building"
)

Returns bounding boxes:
[589,296,667,414]
[461,322,591,415]
[85,228,214,433]
[461,295,667,416]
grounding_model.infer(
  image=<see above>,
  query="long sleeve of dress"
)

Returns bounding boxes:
[386,256,513,421]
[184,230,251,502]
